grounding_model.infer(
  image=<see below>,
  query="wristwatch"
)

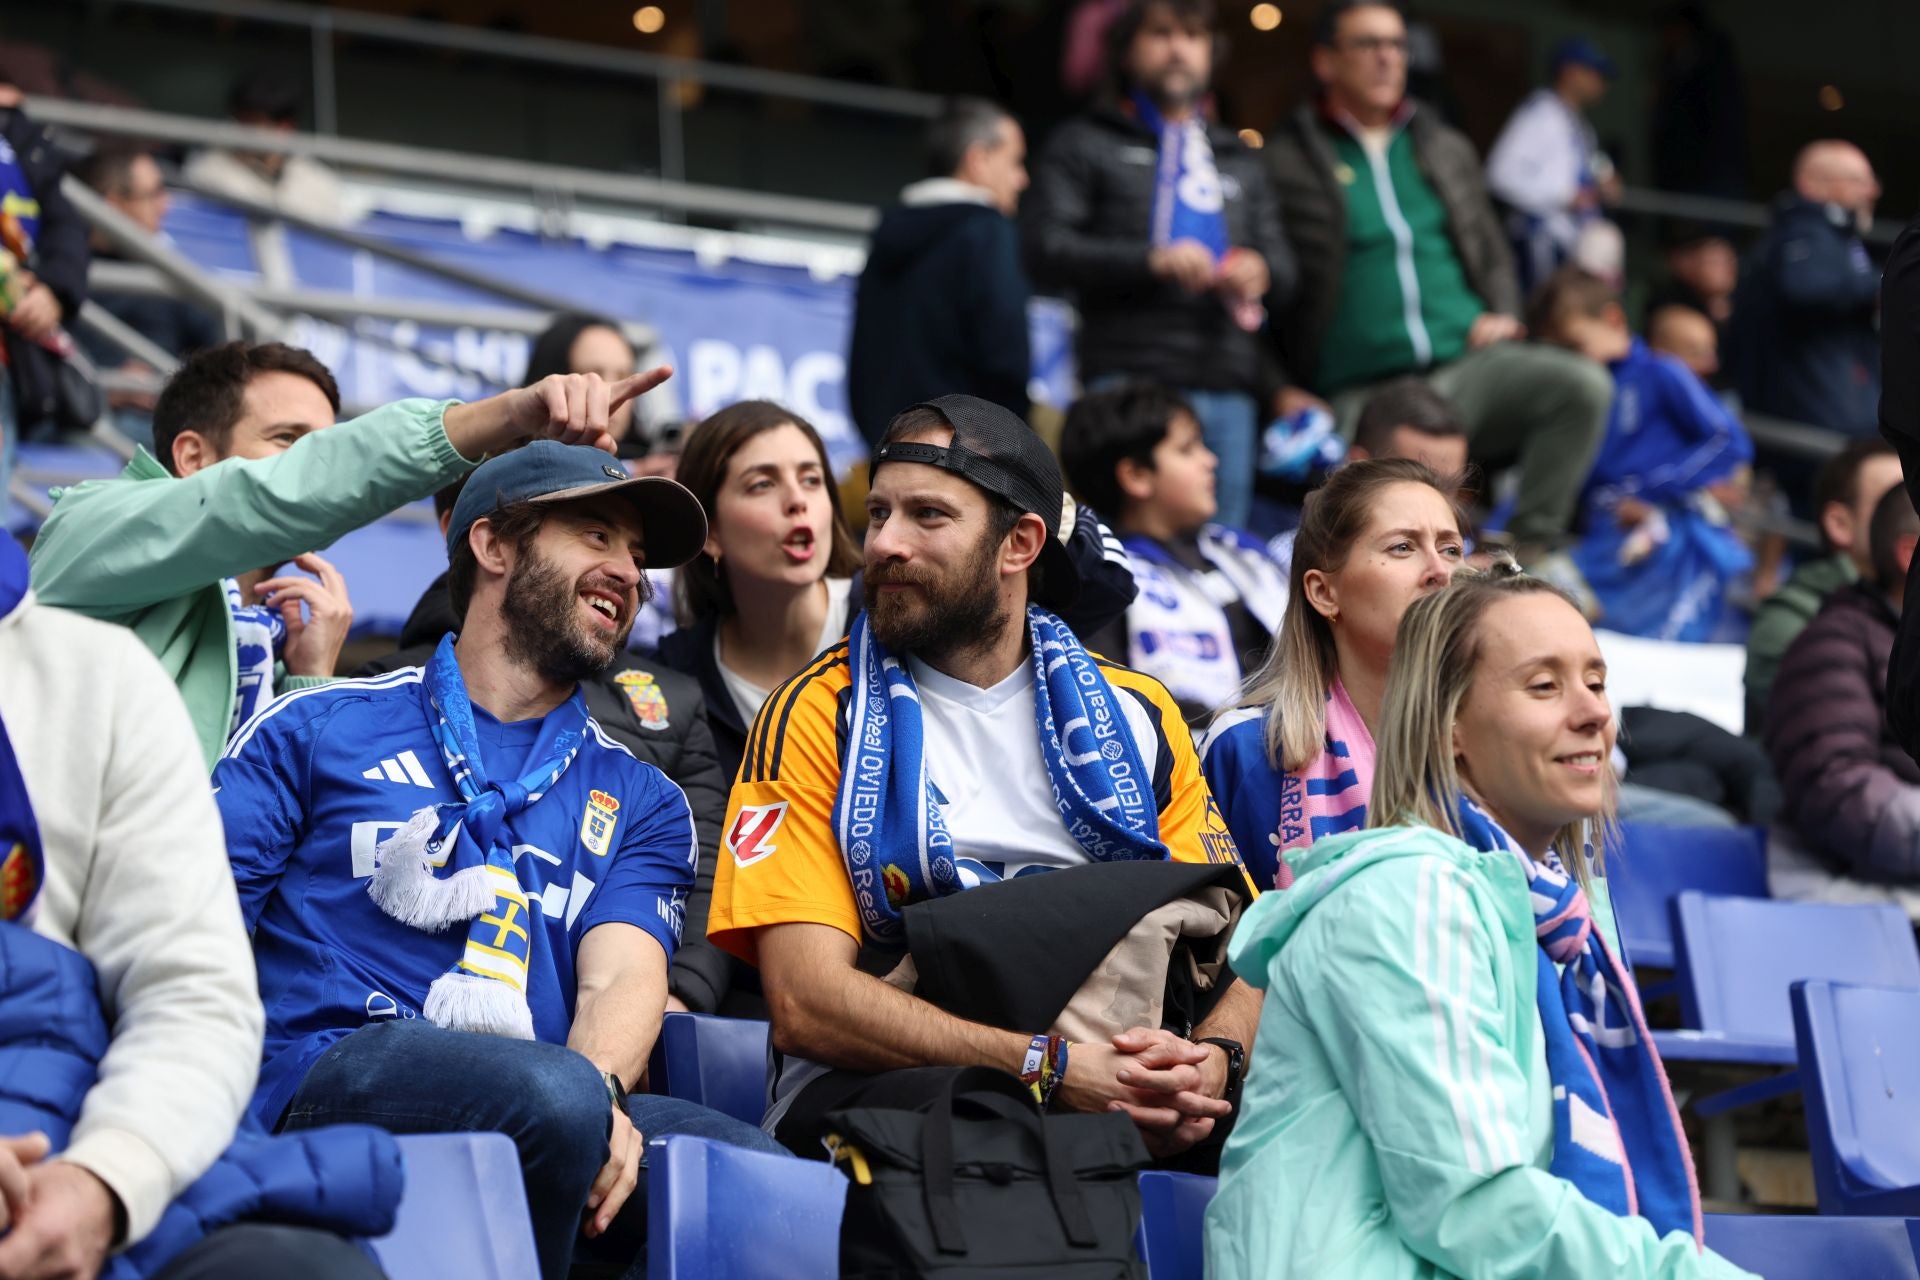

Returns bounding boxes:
[601,1070,630,1112]
[1196,1037,1246,1101]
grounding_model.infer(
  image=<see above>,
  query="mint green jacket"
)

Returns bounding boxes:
[28,399,470,769]
[1205,826,1755,1280]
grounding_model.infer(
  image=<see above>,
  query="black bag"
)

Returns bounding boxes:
[824,1067,1149,1279]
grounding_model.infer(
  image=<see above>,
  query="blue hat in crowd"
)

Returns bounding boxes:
[1552,36,1616,80]
[445,440,708,569]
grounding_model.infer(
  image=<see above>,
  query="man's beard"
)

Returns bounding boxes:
[1141,64,1205,111]
[864,529,1010,660]
[500,544,639,686]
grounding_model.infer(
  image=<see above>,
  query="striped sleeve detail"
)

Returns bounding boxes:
[1412,856,1527,1175]
[745,642,849,784]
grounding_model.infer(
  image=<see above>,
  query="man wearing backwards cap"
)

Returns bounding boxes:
[707,393,1260,1160]
[212,443,788,1280]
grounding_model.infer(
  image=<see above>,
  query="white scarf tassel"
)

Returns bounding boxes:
[368,806,497,931]
[423,972,536,1040]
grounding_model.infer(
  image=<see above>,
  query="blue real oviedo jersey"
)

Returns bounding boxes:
[212,667,696,1126]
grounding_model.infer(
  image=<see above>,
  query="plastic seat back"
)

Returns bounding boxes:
[1672,894,1920,1045]
[1136,1170,1216,1280]
[649,1012,772,1126]
[369,1133,540,1280]
[1704,1213,1920,1278]
[1606,824,1767,970]
[1794,980,1920,1214]
[646,1134,844,1280]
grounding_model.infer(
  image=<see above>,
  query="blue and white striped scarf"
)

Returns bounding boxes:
[1455,794,1703,1243]
[369,635,585,1038]
[834,606,1168,942]
[1131,91,1229,261]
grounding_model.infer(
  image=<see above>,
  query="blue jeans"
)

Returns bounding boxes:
[282,1021,788,1280]
[1180,388,1258,529]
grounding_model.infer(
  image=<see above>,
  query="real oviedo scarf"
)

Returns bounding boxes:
[1454,794,1703,1245]
[834,606,1169,942]
[369,635,586,1038]
[0,536,42,925]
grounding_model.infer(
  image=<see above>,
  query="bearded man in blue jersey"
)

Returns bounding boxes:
[213,441,788,1280]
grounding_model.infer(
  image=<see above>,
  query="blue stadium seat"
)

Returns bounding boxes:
[1661,894,1920,1068]
[1137,1170,1216,1280]
[1704,1213,1920,1278]
[1793,981,1920,1216]
[646,1134,844,1280]
[1605,824,1767,971]
[646,1012,771,1126]
[367,1133,539,1279]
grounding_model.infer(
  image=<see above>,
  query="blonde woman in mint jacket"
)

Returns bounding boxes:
[28,340,670,768]
[1207,567,1754,1280]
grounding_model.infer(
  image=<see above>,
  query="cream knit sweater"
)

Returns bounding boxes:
[0,591,262,1246]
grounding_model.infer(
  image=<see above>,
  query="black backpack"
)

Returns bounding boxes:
[824,1067,1150,1279]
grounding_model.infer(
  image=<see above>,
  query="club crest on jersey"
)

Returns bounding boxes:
[613,669,671,731]
[726,802,789,868]
[0,841,39,921]
[581,789,621,857]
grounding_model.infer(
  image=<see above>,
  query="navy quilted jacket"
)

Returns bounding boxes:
[0,921,404,1278]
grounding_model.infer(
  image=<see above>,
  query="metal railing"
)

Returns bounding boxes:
[31,98,880,237]
[87,0,939,186]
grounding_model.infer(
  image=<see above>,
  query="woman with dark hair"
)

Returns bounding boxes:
[1206,566,1750,1279]
[657,400,865,783]
[522,312,646,450]
[1201,458,1466,890]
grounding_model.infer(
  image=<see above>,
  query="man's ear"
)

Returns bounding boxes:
[469,518,515,581]
[1821,502,1855,553]
[1899,533,1919,579]
[171,430,215,477]
[1001,512,1049,578]
[1115,456,1157,504]
[1346,444,1373,463]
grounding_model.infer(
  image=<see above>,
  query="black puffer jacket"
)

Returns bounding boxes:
[357,572,737,1013]
[1022,103,1296,397]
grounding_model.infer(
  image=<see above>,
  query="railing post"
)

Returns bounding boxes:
[311,11,338,135]
[657,75,686,189]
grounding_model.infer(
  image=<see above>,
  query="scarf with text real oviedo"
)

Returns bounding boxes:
[834,606,1168,943]
[369,634,587,1037]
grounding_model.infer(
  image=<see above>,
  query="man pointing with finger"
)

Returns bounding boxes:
[29,339,670,767]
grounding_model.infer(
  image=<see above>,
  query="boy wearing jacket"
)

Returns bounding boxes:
[1063,381,1288,726]
[1531,267,1754,641]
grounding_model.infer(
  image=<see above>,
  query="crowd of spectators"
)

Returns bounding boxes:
[2,0,1915,1275]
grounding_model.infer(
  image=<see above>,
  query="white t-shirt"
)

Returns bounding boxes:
[716,576,854,727]
[909,656,1162,887]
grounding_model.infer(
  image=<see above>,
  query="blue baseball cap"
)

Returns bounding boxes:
[445,440,708,570]
[1552,36,1616,79]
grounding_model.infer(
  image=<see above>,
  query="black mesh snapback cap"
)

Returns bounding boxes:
[871,394,1079,605]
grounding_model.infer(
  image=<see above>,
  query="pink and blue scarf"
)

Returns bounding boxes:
[1455,794,1703,1243]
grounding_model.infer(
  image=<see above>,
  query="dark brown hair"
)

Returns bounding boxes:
[1527,265,1619,344]
[445,500,547,626]
[672,401,862,624]
[152,341,341,475]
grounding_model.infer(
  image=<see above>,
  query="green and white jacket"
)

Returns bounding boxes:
[1206,825,1755,1280]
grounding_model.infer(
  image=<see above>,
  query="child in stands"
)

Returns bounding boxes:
[1063,382,1290,727]
[1532,267,1753,641]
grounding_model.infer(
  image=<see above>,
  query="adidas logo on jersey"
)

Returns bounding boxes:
[360,750,434,788]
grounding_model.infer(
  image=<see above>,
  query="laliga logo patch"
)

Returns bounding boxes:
[727,801,789,867]
[881,864,911,907]
[614,669,671,731]
[581,789,621,858]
